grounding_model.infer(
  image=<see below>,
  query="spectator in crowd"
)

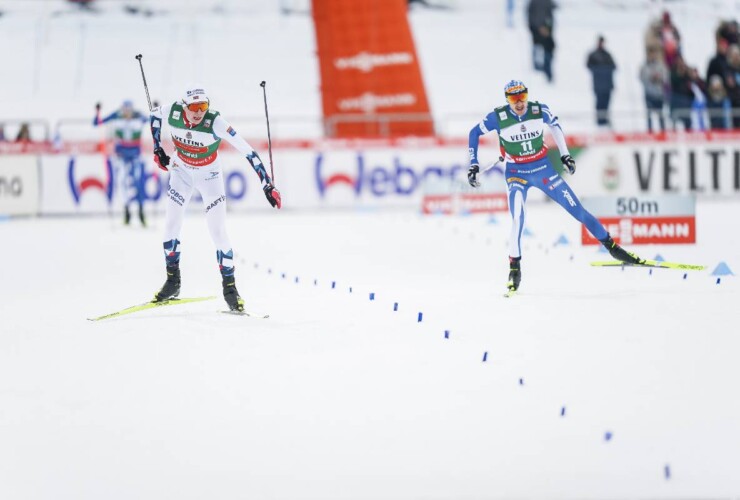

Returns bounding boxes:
[718,19,739,46]
[15,123,31,142]
[0,125,6,142]
[658,11,682,68]
[707,36,730,84]
[724,44,740,127]
[640,46,668,132]
[706,75,732,130]
[586,35,617,127]
[669,56,694,130]
[646,11,682,70]
[527,0,556,82]
[688,67,708,130]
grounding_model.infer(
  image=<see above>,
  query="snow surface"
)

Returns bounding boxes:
[1,200,739,499]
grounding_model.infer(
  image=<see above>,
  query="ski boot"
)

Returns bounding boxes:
[154,265,181,302]
[599,234,645,265]
[507,256,521,292]
[123,205,131,225]
[222,274,244,312]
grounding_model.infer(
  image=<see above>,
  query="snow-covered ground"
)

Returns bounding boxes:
[1,200,738,499]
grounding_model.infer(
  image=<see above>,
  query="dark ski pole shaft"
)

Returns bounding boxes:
[260,81,275,183]
[135,54,153,112]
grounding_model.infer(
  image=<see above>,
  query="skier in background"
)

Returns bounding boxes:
[150,86,281,312]
[94,100,148,226]
[467,80,644,294]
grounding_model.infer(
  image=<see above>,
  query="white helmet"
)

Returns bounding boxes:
[182,86,209,106]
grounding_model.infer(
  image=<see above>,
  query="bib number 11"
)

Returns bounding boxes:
[521,140,533,153]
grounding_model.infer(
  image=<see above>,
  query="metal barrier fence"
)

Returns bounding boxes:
[1,108,739,144]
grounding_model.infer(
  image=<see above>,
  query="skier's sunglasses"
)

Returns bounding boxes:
[186,102,209,112]
[506,92,528,105]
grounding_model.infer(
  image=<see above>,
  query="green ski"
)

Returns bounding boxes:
[590,260,705,271]
[87,296,217,321]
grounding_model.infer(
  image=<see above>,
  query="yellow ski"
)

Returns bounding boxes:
[87,296,216,321]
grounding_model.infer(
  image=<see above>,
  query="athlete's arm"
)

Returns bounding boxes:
[213,115,273,185]
[541,103,570,156]
[94,111,118,127]
[468,112,501,166]
[150,103,172,150]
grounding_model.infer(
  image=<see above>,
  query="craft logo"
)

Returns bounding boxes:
[68,156,114,203]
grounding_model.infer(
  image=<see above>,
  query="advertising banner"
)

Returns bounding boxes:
[0,155,39,216]
[37,148,475,214]
[569,140,740,198]
[581,195,696,245]
[39,154,268,215]
[312,0,433,137]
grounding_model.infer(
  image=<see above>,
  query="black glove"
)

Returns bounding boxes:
[95,102,101,112]
[153,147,170,171]
[561,154,576,175]
[467,164,481,187]
[263,183,282,209]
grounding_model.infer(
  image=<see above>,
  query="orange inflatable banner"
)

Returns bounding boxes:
[312,0,434,137]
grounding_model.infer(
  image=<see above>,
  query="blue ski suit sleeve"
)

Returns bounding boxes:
[468,112,500,166]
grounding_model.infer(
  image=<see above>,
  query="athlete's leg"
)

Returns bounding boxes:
[132,157,146,225]
[113,155,132,224]
[154,163,194,301]
[195,165,232,267]
[539,173,608,241]
[506,179,529,291]
[162,164,195,266]
[195,164,243,311]
[507,183,529,258]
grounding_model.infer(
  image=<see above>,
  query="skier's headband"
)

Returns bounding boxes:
[506,92,528,104]
[186,101,209,112]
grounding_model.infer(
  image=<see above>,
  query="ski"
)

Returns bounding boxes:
[503,286,518,298]
[220,310,270,319]
[87,296,217,321]
[590,259,705,271]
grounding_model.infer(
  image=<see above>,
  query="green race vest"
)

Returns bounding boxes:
[168,103,222,166]
[495,102,548,163]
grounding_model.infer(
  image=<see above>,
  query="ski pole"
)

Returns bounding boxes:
[135,54,153,112]
[259,81,275,182]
